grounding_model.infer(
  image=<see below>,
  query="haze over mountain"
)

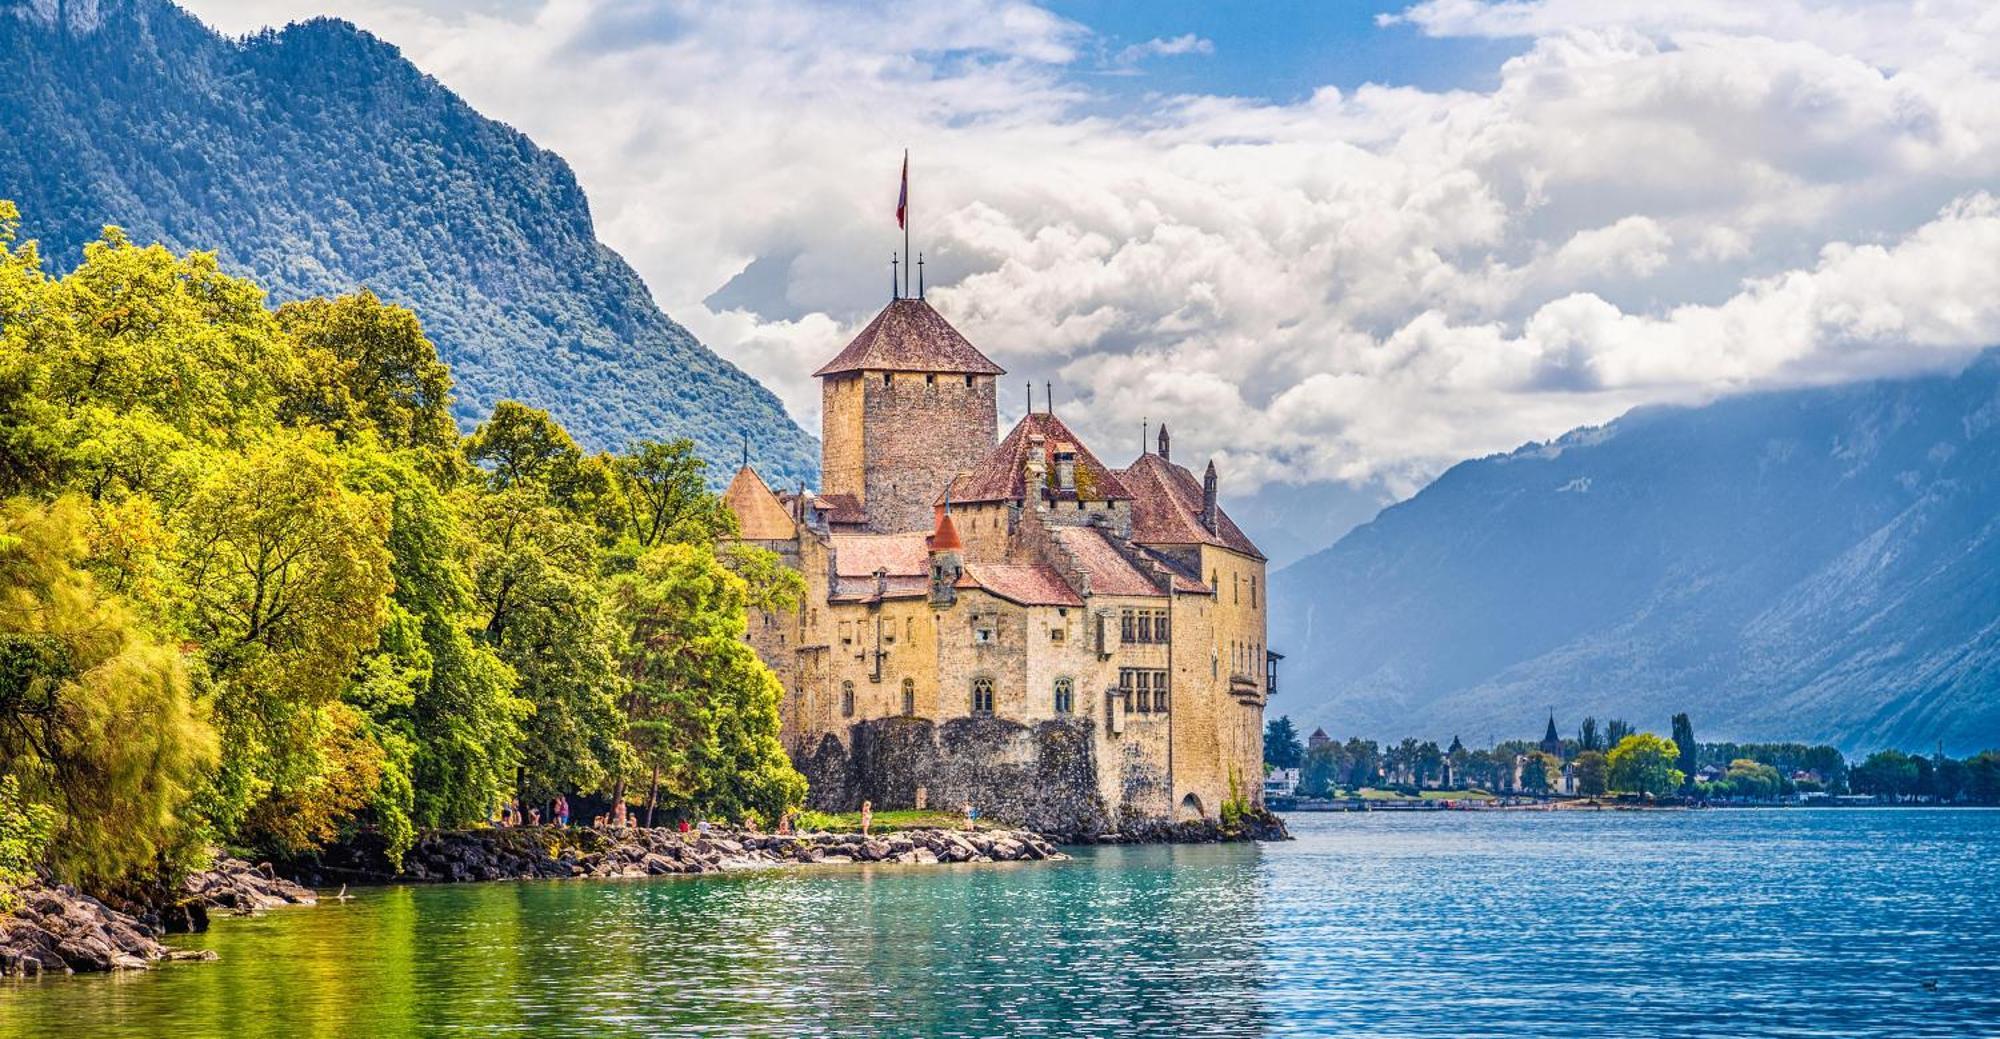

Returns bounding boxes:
[0,0,816,485]
[1271,355,2000,756]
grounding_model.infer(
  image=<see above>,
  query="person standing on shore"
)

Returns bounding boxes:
[860,800,873,836]
[612,800,627,828]
[555,794,570,828]
[962,802,975,830]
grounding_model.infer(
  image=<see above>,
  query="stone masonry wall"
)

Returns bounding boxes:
[860,371,997,532]
[799,716,1116,839]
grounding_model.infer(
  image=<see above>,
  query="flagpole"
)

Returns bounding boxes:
[902,149,911,299]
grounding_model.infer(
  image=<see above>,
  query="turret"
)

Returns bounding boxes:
[928,505,963,606]
[1201,459,1219,532]
[1157,423,1170,462]
[1025,433,1048,511]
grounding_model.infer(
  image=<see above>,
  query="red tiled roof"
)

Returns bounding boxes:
[1052,527,1164,598]
[959,564,1084,607]
[1117,453,1264,561]
[722,466,797,541]
[812,492,866,526]
[829,533,930,578]
[929,510,963,551]
[812,299,1006,378]
[943,412,1134,506]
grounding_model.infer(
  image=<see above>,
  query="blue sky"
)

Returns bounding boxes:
[1045,1,1524,99]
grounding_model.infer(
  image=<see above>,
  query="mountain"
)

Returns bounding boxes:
[0,0,816,485]
[1270,354,2000,756]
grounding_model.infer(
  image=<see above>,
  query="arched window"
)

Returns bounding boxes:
[971,677,995,715]
[901,678,916,716]
[841,681,855,718]
[1053,677,1074,714]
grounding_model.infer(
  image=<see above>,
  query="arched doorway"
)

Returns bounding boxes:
[1179,793,1205,820]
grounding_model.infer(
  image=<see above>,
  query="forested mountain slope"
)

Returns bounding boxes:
[0,0,816,484]
[1270,354,2000,755]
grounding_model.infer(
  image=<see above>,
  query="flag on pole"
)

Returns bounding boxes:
[896,150,908,229]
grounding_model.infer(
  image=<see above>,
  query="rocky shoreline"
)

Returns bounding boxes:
[4,814,1281,977]
[0,858,315,977]
[287,824,1067,886]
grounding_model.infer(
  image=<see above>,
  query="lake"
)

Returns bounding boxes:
[4,809,1996,1037]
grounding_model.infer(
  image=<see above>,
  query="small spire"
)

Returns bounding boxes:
[740,434,749,469]
[891,253,900,300]
[1044,381,1052,414]
[1157,423,1170,462]
[1142,417,1148,456]
[917,252,925,299]
[1026,382,1033,415]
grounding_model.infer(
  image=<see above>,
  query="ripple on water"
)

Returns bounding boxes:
[3,810,1997,1038]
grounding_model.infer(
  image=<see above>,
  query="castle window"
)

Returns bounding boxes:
[1117,669,1135,713]
[902,678,915,716]
[1134,671,1152,713]
[1153,681,1169,714]
[883,372,893,385]
[1120,609,1135,643]
[1156,610,1170,642]
[841,681,855,718]
[965,375,974,387]
[971,677,994,715]
[1137,611,1152,643]
[926,373,935,385]
[1250,575,1258,609]
[1050,624,1065,643]
[1054,677,1074,714]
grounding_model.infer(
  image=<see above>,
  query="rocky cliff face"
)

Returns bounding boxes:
[0,0,817,484]
[1271,353,2000,755]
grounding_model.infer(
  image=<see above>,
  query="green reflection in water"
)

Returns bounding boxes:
[1,843,1270,1038]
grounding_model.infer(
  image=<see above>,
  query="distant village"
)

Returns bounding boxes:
[1259,714,2000,808]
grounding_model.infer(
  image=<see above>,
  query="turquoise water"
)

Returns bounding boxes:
[3,809,1996,1037]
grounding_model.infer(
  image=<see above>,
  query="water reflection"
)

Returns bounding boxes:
[9,812,1998,1038]
[1,841,1270,1038]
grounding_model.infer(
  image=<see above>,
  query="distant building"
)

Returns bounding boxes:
[724,296,1273,834]
[1539,716,1563,758]
[1263,768,1300,799]
[1307,727,1332,752]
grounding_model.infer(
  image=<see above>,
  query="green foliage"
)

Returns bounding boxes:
[0,497,217,885]
[1572,750,1609,797]
[1219,767,1250,830]
[1607,733,1683,797]
[1518,750,1559,794]
[0,207,811,889]
[0,773,55,913]
[611,544,805,824]
[1264,716,1303,770]
[1671,713,1698,792]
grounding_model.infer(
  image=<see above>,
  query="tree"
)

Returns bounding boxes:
[464,401,611,515]
[1671,713,1698,793]
[276,291,458,457]
[609,439,734,550]
[345,452,527,848]
[1719,758,1779,800]
[170,433,396,846]
[1607,733,1683,797]
[1573,750,1609,796]
[1519,750,1559,794]
[1606,719,1634,747]
[0,497,217,884]
[1851,750,1920,801]
[1299,741,1341,798]
[611,544,804,825]
[1264,716,1303,770]
[1579,717,1601,753]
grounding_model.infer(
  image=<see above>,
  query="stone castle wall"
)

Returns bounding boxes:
[799,716,1116,839]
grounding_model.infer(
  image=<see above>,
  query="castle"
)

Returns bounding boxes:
[724,296,1273,835]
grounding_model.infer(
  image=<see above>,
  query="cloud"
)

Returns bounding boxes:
[176,0,2000,549]
[1113,33,1214,66]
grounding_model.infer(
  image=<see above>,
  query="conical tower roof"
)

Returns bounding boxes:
[813,298,1006,377]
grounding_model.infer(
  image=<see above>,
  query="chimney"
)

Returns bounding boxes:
[1201,459,1219,532]
[1025,433,1048,511]
[1054,445,1076,493]
[874,566,889,600]
[1157,423,1170,463]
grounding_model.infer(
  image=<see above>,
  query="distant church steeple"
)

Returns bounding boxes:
[1157,423,1171,463]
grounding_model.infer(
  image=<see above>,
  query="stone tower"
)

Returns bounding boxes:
[814,298,1004,532]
